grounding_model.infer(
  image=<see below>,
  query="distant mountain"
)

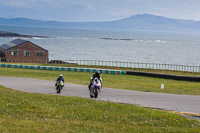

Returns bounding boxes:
[1,14,200,32]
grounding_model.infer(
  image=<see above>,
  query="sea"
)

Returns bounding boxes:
[1,25,200,66]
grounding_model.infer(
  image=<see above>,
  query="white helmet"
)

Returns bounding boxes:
[60,74,63,77]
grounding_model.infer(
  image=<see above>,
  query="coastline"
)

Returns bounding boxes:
[0,30,48,39]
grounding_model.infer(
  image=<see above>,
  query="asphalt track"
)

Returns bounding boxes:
[0,76,200,115]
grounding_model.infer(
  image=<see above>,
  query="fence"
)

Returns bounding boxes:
[2,59,200,73]
[51,60,200,73]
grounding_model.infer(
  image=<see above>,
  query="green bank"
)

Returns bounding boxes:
[0,85,199,132]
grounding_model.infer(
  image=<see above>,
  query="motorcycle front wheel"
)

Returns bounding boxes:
[90,87,94,98]
[94,88,98,98]
[57,86,61,93]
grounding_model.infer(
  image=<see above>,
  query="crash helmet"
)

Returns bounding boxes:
[60,74,63,77]
[95,70,100,76]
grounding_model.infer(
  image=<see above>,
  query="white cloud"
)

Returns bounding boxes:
[0,0,56,8]
[60,1,96,11]
[79,2,95,11]
[108,8,134,18]
[0,0,29,8]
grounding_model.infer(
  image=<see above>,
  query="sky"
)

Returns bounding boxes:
[0,0,200,22]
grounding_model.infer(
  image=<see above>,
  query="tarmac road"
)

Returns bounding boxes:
[0,76,200,115]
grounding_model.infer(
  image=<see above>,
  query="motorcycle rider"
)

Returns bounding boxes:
[55,74,64,88]
[88,70,102,91]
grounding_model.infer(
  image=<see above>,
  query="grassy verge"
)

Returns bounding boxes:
[0,85,199,132]
[0,67,200,95]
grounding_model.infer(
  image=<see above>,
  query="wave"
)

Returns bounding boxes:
[55,36,72,39]
[32,37,44,39]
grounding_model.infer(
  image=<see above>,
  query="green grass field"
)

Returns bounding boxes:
[0,85,199,132]
[0,67,200,95]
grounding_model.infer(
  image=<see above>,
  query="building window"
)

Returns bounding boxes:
[36,51,43,57]
[11,51,19,56]
[24,51,30,56]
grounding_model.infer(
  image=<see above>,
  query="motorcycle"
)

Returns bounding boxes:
[89,78,101,98]
[56,80,64,93]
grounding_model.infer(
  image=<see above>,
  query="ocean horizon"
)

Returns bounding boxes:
[1,25,200,66]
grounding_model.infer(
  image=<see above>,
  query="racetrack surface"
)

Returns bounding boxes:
[0,76,200,115]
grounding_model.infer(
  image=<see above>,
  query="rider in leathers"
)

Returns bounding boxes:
[55,74,64,87]
[88,70,102,91]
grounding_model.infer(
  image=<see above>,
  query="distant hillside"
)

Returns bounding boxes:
[0,31,47,38]
[1,14,200,32]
